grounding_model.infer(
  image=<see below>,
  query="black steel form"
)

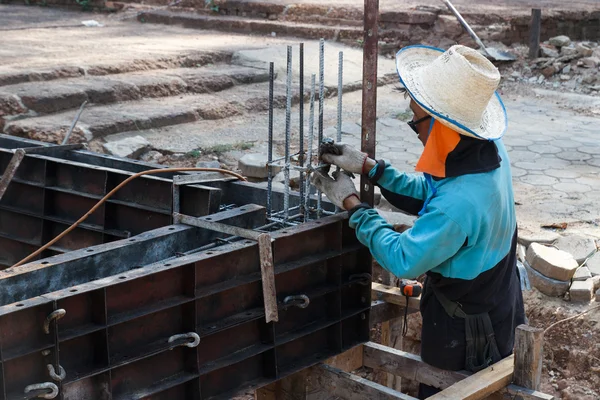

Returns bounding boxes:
[0,135,371,400]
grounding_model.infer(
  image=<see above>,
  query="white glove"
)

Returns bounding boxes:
[310,170,359,209]
[320,143,368,175]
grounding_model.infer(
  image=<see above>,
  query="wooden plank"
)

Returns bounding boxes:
[308,364,418,400]
[370,300,408,328]
[427,355,514,400]
[372,283,420,311]
[514,324,544,390]
[364,342,468,389]
[363,342,554,400]
[325,344,364,372]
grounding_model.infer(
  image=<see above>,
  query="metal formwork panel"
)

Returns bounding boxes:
[0,136,371,400]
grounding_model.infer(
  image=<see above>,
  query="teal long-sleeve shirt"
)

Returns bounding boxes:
[349,141,516,281]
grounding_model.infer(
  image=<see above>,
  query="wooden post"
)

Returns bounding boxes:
[529,9,542,59]
[513,324,544,390]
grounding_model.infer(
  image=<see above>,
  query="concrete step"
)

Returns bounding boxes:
[0,65,271,118]
[0,50,232,87]
[3,82,305,144]
[138,10,364,43]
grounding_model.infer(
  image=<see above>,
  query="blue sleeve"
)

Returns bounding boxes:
[369,161,428,201]
[349,206,467,278]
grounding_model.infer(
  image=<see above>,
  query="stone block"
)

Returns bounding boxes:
[103,135,151,159]
[517,230,559,247]
[589,252,600,277]
[540,45,559,58]
[569,279,594,303]
[526,243,579,281]
[238,153,282,179]
[573,266,592,281]
[523,261,569,297]
[576,43,594,57]
[549,35,571,47]
[561,46,578,56]
[581,57,600,69]
[555,235,597,264]
[195,160,221,169]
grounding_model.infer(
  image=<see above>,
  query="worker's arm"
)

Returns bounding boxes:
[345,201,467,278]
[367,159,429,200]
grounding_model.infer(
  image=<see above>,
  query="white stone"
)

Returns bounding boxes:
[540,46,559,58]
[523,261,570,297]
[563,64,571,74]
[526,243,579,281]
[570,279,594,302]
[517,230,560,247]
[140,150,163,163]
[238,153,282,178]
[581,57,599,68]
[576,43,594,57]
[103,135,151,159]
[560,74,571,81]
[549,35,571,47]
[587,252,600,277]
[561,46,578,56]
[555,235,597,264]
[573,266,592,281]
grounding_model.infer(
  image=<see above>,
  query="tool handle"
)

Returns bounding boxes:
[441,0,487,51]
[400,280,423,297]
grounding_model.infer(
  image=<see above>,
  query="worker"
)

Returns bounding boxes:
[311,45,526,398]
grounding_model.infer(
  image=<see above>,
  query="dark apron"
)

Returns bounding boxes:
[429,281,502,372]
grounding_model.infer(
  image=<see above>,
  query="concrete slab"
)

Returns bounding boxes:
[526,243,579,281]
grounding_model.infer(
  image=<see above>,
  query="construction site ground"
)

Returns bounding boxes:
[1,3,599,399]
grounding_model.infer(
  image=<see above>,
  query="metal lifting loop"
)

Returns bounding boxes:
[24,382,59,399]
[43,309,66,334]
[349,273,372,286]
[283,294,310,309]
[168,332,200,350]
[46,364,66,382]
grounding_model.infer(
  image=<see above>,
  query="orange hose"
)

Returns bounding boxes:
[12,167,247,268]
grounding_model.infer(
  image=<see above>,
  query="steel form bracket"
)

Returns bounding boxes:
[173,212,279,323]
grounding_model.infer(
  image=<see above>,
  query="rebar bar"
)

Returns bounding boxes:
[334,51,344,213]
[298,43,305,217]
[317,39,325,217]
[284,46,293,221]
[304,74,316,222]
[267,62,275,217]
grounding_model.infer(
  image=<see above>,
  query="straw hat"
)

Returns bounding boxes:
[396,45,507,141]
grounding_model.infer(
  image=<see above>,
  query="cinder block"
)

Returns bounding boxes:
[570,279,594,303]
[526,243,579,281]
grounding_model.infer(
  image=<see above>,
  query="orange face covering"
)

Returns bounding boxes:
[415,119,462,179]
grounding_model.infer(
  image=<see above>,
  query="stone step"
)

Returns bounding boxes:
[0,50,232,87]
[138,10,364,43]
[0,64,270,118]
[3,82,305,144]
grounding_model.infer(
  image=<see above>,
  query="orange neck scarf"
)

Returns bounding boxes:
[415,120,462,179]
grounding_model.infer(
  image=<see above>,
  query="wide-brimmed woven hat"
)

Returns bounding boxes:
[396,44,507,141]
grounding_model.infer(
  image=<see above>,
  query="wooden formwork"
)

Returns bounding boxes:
[255,283,554,400]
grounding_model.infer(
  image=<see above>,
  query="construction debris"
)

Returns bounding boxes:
[555,235,598,264]
[526,243,579,282]
[102,135,151,158]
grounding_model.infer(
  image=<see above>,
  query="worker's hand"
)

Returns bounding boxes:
[310,170,359,209]
[320,143,369,175]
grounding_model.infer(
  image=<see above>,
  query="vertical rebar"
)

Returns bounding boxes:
[317,38,325,217]
[298,43,305,217]
[284,46,292,221]
[304,74,316,222]
[334,51,344,213]
[267,62,275,217]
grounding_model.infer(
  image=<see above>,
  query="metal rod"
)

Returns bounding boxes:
[334,50,344,213]
[360,0,379,206]
[61,100,88,145]
[284,46,293,221]
[304,74,316,222]
[267,62,275,217]
[298,43,305,217]
[268,151,301,165]
[317,38,325,217]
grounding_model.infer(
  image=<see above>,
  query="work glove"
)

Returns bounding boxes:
[319,143,368,175]
[310,170,359,209]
